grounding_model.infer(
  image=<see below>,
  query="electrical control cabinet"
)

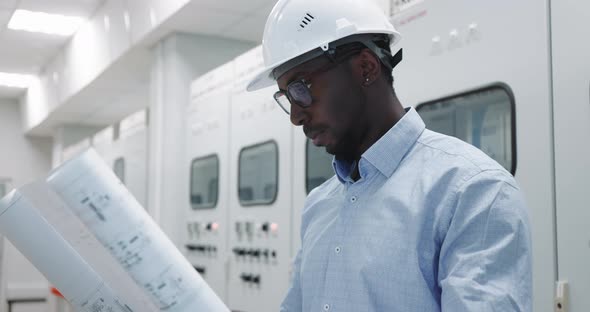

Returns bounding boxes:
[185,61,236,302]
[226,46,293,312]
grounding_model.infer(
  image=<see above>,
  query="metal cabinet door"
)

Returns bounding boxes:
[227,47,293,312]
[392,0,555,310]
[551,0,590,310]
[184,62,235,303]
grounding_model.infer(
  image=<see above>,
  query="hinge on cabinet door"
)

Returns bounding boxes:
[555,280,569,312]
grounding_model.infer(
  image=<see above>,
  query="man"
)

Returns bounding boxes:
[247,0,532,311]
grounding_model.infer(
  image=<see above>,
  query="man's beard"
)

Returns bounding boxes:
[326,125,366,162]
[329,99,368,160]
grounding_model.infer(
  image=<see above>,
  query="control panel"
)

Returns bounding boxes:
[231,220,280,287]
[227,46,293,312]
[185,219,222,276]
[185,61,235,302]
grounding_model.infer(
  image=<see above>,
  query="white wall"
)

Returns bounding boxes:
[0,99,53,311]
[0,100,52,187]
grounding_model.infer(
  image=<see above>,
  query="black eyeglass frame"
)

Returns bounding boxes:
[272,58,346,115]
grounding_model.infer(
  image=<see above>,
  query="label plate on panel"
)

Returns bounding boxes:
[391,0,425,16]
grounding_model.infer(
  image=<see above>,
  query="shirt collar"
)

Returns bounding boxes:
[332,107,426,183]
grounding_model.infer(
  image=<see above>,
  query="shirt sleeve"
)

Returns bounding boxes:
[438,170,533,312]
[280,248,303,312]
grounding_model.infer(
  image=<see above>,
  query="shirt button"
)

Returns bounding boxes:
[323,304,330,311]
[334,246,341,254]
[350,196,357,203]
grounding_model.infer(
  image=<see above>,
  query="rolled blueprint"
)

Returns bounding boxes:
[0,189,134,312]
[19,182,158,311]
[46,148,229,312]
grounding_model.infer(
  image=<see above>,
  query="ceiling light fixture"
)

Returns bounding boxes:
[0,72,37,88]
[8,10,85,36]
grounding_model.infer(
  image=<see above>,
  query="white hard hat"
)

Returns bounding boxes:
[247,0,401,92]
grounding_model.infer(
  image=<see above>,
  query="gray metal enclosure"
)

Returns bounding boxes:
[392,0,557,310]
[551,0,590,311]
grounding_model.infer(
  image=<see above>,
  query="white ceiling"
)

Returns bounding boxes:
[47,0,277,131]
[164,0,275,42]
[0,0,104,98]
[2,0,278,135]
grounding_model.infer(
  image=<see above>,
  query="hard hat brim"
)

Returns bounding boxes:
[246,66,279,92]
[246,45,321,92]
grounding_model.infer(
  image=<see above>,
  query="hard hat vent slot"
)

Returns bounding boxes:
[299,13,315,29]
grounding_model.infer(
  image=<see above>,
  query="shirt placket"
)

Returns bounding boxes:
[319,180,364,312]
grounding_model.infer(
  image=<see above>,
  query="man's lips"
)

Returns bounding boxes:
[304,127,324,140]
[304,127,327,145]
[310,131,323,140]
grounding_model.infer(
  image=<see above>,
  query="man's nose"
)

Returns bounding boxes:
[289,103,308,126]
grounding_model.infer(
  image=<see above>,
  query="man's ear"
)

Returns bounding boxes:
[353,49,382,87]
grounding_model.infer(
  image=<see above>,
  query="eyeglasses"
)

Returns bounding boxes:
[273,50,361,115]
[273,61,339,115]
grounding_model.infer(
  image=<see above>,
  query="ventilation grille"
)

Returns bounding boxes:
[299,13,315,29]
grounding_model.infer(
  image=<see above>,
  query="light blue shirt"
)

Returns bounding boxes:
[281,108,532,312]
